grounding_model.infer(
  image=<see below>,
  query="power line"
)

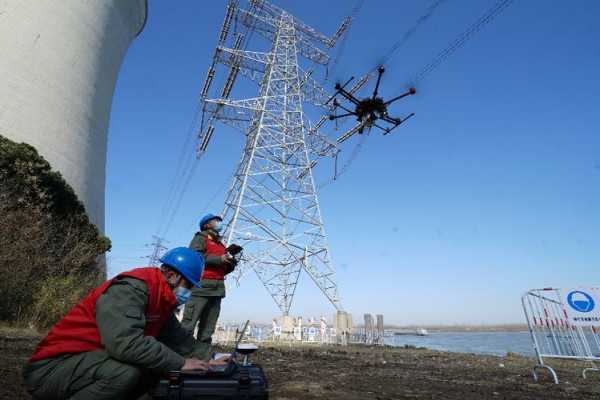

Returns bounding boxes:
[318,131,369,189]
[327,0,365,80]
[412,0,515,85]
[153,0,258,241]
[376,0,449,71]
[154,101,203,238]
[187,163,238,231]
[160,159,199,238]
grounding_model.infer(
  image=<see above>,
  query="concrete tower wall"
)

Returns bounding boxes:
[0,0,147,231]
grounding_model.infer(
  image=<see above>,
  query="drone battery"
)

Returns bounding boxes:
[150,364,269,400]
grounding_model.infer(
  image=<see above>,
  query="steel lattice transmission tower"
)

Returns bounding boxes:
[146,235,169,267]
[198,0,353,315]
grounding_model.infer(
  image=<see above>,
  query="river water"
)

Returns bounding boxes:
[386,331,535,357]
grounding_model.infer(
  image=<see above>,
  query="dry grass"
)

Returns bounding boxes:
[0,135,109,330]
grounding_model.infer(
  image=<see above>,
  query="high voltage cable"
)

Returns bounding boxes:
[154,0,258,240]
[318,132,368,189]
[374,0,449,72]
[327,0,365,80]
[413,0,515,84]
[184,166,235,233]
[155,108,202,238]
[160,160,199,237]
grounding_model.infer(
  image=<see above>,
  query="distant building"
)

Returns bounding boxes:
[0,0,147,232]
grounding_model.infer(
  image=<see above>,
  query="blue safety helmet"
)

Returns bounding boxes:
[199,213,222,230]
[159,247,204,288]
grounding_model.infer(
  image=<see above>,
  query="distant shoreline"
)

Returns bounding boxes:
[228,322,530,333]
[387,324,528,333]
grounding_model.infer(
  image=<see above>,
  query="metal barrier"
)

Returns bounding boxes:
[522,288,600,384]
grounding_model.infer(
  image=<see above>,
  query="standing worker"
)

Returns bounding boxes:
[182,213,239,358]
[23,247,217,400]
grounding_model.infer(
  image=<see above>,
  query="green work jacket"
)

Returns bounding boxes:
[94,277,204,370]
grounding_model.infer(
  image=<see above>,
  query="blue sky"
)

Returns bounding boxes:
[106,0,600,325]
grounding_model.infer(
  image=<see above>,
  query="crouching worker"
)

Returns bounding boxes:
[23,247,212,400]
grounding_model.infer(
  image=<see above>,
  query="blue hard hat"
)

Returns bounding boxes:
[159,247,204,288]
[199,213,222,229]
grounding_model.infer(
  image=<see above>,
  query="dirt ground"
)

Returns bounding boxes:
[253,344,600,399]
[2,329,599,400]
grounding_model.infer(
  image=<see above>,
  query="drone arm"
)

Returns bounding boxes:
[383,88,417,106]
[325,76,354,105]
[337,88,360,105]
[339,76,355,89]
[334,103,355,115]
[372,66,385,99]
[381,113,415,125]
[329,111,356,121]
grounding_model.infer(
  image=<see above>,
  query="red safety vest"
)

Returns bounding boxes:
[29,267,176,362]
[201,234,227,281]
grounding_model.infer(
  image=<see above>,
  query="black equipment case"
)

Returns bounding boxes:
[150,364,269,400]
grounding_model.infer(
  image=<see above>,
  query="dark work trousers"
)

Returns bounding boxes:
[181,295,222,359]
[23,350,157,400]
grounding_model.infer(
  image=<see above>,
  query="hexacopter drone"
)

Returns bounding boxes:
[327,65,416,143]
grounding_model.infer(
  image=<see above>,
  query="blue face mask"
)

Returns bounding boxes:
[214,221,223,232]
[174,286,192,306]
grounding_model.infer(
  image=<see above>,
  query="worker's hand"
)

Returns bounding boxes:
[221,254,234,263]
[181,358,209,371]
[210,354,231,366]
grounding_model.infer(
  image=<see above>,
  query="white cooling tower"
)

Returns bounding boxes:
[0,0,147,232]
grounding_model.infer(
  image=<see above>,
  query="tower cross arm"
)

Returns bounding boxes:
[306,128,339,159]
[203,96,280,132]
[295,34,330,65]
[202,98,256,128]
[237,8,278,37]
[251,0,343,48]
[299,68,334,108]
[239,5,329,64]
[216,47,273,74]
[205,96,268,112]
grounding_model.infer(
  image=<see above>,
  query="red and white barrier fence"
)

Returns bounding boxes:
[522,287,600,384]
